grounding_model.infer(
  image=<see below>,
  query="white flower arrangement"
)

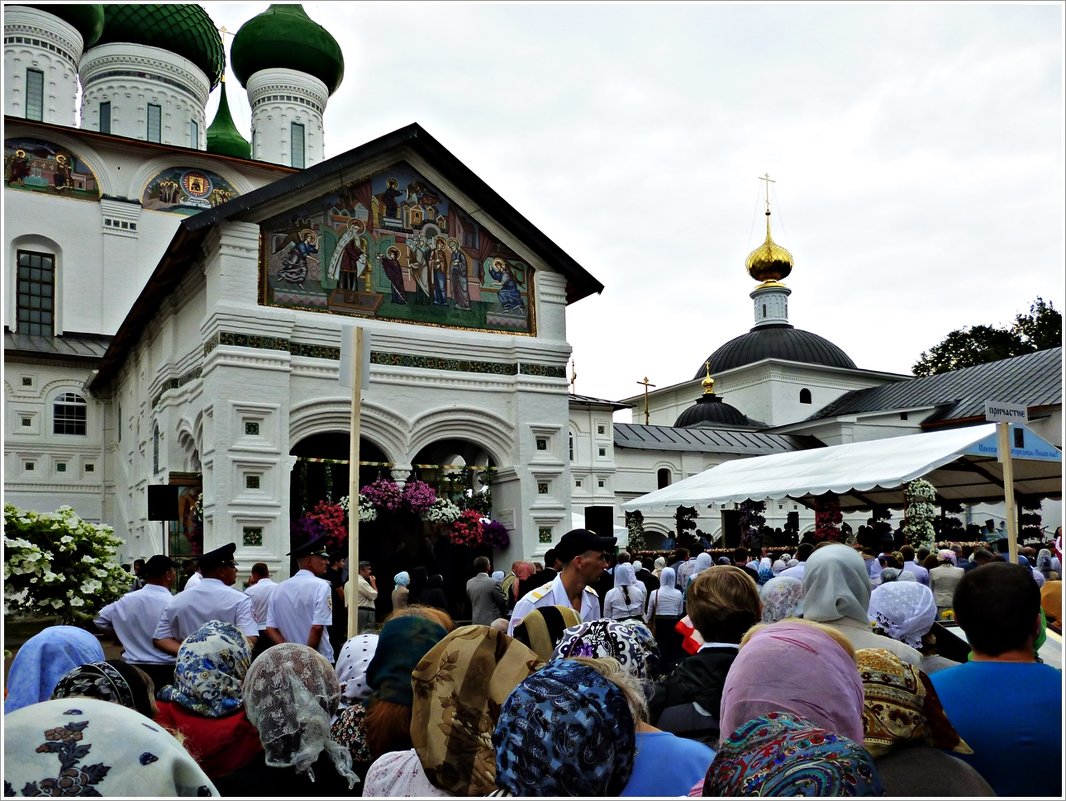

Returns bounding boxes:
[357,495,377,522]
[423,497,462,525]
[903,478,938,550]
[4,503,130,623]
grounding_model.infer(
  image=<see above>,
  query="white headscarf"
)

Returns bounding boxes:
[760,576,805,623]
[334,633,378,709]
[244,644,358,789]
[867,581,937,650]
[802,544,872,623]
[613,562,638,587]
[4,697,218,796]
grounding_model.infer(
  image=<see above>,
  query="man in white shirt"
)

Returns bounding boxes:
[94,553,179,690]
[508,528,616,636]
[152,542,258,655]
[244,561,277,659]
[265,536,335,663]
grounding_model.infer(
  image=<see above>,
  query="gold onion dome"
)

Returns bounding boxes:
[745,210,793,283]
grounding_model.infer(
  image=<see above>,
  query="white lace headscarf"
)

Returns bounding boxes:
[867,581,937,650]
[243,644,357,789]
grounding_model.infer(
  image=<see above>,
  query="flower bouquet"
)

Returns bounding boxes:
[402,480,438,515]
[423,497,461,525]
[481,519,510,550]
[449,509,485,547]
[361,478,404,512]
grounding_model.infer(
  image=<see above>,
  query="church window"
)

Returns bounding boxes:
[657,468,671,489]
[597,425,606,435]
[536,437,547,451]
[21,416,31,427]
[762,303,767,318]
[25,69,43,120]
[1013,428,1025,449]
[900,412,908,421]
[575,479,583,488]
[189,119,199,148]
[152,423,161,472]
[85,463,95,473]
[799,388,812,404]
[99,101,111,133]
[568,433,574,461]
[17,250,55,336]
[147,104,161,142]
[53,393,87,435]
[57,462,67,473]
[538,482,549,495]
[598,479,606,488]
[291,123,305,168]
[598,447,606,457]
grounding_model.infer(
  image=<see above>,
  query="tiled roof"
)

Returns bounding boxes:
[807,347,1062,424]
[614,422,807,455]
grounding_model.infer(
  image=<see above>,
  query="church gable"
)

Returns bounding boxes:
[259,160,534,334]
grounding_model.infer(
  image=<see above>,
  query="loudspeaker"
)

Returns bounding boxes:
[147,485,180,521]
[786,511,800,531]
[583,506,616,542]
[721,510,742,548]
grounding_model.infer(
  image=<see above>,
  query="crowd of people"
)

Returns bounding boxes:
[2,527,1062,797]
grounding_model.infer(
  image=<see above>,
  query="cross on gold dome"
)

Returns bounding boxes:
[637,376,656,425]
[702,361,716,395]
[758,172,775,215]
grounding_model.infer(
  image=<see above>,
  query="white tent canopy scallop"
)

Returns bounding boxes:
[622,423,1062,515]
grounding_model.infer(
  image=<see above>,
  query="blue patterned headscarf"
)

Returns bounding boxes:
[493,659,636,796]
[551,619,661,684]
[703,712,884,797]
[4,625,105,713]
[157,620,250,718]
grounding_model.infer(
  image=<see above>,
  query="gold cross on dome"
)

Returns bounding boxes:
[637,376,656,425]
[758,172,775,213]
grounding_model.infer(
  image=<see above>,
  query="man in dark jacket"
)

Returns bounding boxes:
[648,565,761,745]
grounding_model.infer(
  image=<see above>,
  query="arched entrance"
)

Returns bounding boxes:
[289,432,390,518]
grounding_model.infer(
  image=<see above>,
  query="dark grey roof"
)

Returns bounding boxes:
[569,393,633,410]
[90,123,603,393]
[674,394,751,427]
[696,324,856,375]
[4,330,112,363]
[614,422,807,455]
[807,347,1063,425]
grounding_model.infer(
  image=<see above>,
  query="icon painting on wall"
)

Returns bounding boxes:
[259,162,534,334]
[4,138,99,200]
[143,167,239,215]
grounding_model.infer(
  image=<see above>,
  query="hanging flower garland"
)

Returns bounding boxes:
[903,478,937,550]
[813,494,843,542]
[482,519,511,550]
[402,480,438,515]
[424,497,462,525]
[449,510,485,546]
[360,478,404,512]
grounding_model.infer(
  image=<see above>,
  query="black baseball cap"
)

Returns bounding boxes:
[555,528,617,563]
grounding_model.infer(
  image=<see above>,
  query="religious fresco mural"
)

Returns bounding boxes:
[259,162,534,334]
[3,138,99,200]
[142,167,239,215]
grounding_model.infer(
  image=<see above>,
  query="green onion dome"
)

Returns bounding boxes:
[230,5,344,95]
[206,80,251,159]
[26,4,105,48]
[92,4,225,88]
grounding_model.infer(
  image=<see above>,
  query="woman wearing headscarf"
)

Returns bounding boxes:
[603,562,646,621]
[154,620,263,781]
[391,572,411,610]
[552,623,715,797]
[855,648,993,796]
[759,575,804,623]
[4,625,105,713]
[3,697,218,796]
[929,549,965,614]
[771,558,788,576]
[652,556,667,580]
[684,552,714,593]
[644,566,685,670]
[361,625,541,796]
[334,632,378,715]
[51,659,157,719]
[756,556,774,586]
[1036,548,1056,580]
[1019,554,1047,587]
[215,643,359,796]
[493,659,636,796]
[867,580,959,674]
[701,712,884,797]
[802,543,923,666]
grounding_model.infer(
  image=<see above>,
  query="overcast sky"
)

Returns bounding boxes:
[203,2,1064,405]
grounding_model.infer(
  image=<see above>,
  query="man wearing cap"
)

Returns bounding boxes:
[94,553,180,689]
[265,535,335,663]
[507,528,615,636]
[152,542,258,655]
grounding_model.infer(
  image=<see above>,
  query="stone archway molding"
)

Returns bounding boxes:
[288,397,407,465]
[408,406,513,468]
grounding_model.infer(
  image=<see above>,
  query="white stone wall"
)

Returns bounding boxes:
[246,68,328,167]
[3,6,84,125]
[79,43,210,148]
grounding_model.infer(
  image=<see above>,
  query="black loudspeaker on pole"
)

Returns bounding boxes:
[147,484,180,521]
[583,506,616,542]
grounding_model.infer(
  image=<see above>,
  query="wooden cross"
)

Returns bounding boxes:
[637,376,656,425]
[759,172,775,212]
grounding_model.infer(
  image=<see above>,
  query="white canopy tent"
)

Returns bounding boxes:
[622,423,1062,515]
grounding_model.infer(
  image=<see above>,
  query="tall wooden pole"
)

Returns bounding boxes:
[997,422,1019,563]
[347,326,363,635]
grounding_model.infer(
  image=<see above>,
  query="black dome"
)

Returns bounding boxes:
[696,324,856,377]
[674,395,750,428]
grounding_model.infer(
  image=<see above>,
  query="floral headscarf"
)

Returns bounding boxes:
[335,633,379,708]
[1036,548,1055,576]
[410,625,541,795]
[855,648,970,758]
[937,549,958,566]
[493,659,635,797]
[4,626,105,714]
[867,581,937,650]
[760,576,804,623]
[552,619,661,684]
[4,698,218,796]
[721,620,866,744]
[243,643,357,788]
[703,712,884,797]
[51,660,155,719]
[157,620,250,718]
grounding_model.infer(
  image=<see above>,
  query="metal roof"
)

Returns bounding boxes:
[614,422,807,455]
[807,347,1063,425]
[4,330,112,363]
[569,393,633,410]
[696,324,857,375]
